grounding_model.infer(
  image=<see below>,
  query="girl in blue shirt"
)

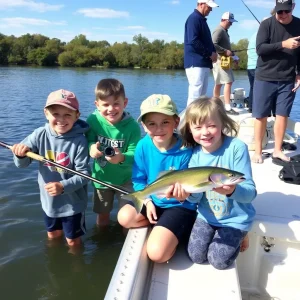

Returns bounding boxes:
[178,96,256,269]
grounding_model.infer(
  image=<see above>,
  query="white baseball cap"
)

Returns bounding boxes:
[222,12,238,22]
[197,0,219,8]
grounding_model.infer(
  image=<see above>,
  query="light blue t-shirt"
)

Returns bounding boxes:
[187,136,256,231]
[247,31,258,70]
[132,134,196,210]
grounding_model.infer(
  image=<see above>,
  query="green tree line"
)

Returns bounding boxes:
[0,33,249,69]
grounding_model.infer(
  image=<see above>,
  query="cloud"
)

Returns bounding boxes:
[0,17,66,28]
[239,19,260,30]
[170,1,180,4]
[0,0,64,12]
[77,8,129,18]
[118,26,145,31]
[244,0,274,9]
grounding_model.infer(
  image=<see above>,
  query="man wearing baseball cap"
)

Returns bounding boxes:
[184,0,219,105]
[212,12,238,116]
[11,89,90,248]
[252,0,300,165]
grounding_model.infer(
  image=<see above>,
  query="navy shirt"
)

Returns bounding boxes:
[184,9,215,69]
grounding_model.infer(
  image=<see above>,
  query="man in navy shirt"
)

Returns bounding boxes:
[184,0,218,105]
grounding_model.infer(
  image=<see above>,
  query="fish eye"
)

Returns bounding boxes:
[228,173,233,177]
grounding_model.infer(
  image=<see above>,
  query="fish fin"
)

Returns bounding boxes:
[121,192,144,213]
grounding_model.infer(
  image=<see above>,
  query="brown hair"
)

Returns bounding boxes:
[95,78,125,101]
[180,96,239,147]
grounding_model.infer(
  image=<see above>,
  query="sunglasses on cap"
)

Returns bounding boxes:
[277,9,292,15]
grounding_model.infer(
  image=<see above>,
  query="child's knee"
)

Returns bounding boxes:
[187,244,207,264]
[147,243,169,263]
[117,204,135,228]
[207,243,238,269]
[208,256,232,270]
[207,248,235,270]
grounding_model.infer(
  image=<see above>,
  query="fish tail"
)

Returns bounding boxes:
[121,191,144,213]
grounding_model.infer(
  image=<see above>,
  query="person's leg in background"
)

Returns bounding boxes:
[186,67,210,105]
[247,69,255,112]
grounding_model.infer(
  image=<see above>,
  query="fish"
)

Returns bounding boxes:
[122,166,245,213]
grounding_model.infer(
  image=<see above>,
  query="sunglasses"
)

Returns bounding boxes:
[277,10,292,15]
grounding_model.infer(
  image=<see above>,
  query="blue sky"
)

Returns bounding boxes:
[0,0,299,44]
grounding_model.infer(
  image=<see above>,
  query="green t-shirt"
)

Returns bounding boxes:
[86,110,141,189]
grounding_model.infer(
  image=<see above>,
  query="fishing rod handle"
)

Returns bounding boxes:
[24,151,44,162]
[0,140,44,162]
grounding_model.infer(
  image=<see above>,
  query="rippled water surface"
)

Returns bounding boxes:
[0,66,299,300]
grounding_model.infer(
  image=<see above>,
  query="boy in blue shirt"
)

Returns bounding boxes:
[118,94,197,263]
[12,89,90,248]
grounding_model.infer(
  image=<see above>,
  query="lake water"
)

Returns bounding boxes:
[0,66,300,300]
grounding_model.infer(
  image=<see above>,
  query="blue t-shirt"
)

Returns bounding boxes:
[247,31,258,70]
[132,134,196,210]
[188,136,256,231]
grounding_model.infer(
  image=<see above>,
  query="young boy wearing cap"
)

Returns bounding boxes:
[86,78,141,228]
[117,94,197,263]
[11,89,90,247]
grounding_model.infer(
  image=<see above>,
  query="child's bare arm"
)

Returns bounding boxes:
[11,143,30,157]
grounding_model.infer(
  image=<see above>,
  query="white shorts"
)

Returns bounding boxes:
[185,67,210,105]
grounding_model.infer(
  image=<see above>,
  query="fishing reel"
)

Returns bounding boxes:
[104,146,115,157]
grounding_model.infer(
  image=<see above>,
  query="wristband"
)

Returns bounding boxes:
[143,198,152,206]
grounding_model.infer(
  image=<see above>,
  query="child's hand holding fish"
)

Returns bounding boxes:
[213,185,236,196]
[166,183,190,202]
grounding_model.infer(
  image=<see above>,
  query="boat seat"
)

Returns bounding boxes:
[148,245,242,300]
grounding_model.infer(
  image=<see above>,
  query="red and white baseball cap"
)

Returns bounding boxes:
[45,89,79,111]
[197,0,219,8]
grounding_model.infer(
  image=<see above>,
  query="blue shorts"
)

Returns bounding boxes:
[43,212,86,239]
[253,80,295,118]
[141,204,197,244]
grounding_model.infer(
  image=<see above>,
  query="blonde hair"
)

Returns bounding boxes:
[180,97,239,147]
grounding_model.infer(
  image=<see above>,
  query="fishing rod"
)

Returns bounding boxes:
[240,0,260,24]
[0,140,130,195]
[232,48,255,53]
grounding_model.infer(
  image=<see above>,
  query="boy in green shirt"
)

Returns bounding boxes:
[86,78,141,227]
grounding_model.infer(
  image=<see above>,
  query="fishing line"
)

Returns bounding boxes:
[240,0,260,24]
[232,48,255,53]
